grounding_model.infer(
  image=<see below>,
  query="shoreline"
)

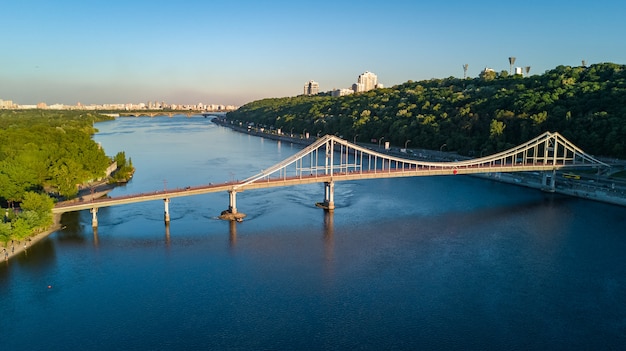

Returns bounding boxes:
[2,186,114,263]
[2,214,63,262]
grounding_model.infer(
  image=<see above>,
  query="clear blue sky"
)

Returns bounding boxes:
[2,0,625,106]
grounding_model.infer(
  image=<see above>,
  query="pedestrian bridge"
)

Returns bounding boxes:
[52,131,609,225]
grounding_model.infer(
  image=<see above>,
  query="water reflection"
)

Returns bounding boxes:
[164,223,170,247]
[93,227,99,248]
[229,220,237,248]
[323,210,334,265]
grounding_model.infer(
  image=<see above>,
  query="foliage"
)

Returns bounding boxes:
[0,110,113,203]
[226,62,626,158]
[111,151,134,182]
[0,110,117,243]
[0,222,10,244]
[20,191,54,229]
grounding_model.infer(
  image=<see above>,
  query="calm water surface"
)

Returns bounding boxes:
[1,116,625,350]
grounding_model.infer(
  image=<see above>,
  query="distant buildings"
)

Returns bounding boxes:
[0,98,238,111]
[331,89,354,97]
[327,70,383,97]
[0,99,15,109]
[352,71,382,93]
[303,80,319,95]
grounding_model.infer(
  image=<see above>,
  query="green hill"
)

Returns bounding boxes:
[0,110,116,243]
[227,62,626,158]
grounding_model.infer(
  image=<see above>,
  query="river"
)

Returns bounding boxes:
[1,116,625,350]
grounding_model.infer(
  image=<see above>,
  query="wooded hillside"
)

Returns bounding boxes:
[227,63,626,158]
[0,110,114,204]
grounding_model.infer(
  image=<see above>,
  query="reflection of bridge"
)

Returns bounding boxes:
[53,132,608,227]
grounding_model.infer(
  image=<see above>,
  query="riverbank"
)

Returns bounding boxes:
[2,185,115,262]
[212,118,314,146]
[2,214,62,262]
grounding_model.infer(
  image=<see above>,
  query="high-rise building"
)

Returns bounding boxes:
[354,71,379,92]
[304,80,319,95]
[0,99,14,109]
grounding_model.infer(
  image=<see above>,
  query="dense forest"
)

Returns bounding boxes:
[227,63,626,159]
[0,110,117,243]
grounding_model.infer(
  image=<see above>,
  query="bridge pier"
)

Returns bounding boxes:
[542,170,556,192]
[229,190,238,214]
[219,190,246,222]
[164,198,170,223]
[91,208,98,228]
[316,181,335,211]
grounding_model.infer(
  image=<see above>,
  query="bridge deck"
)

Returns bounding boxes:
[53,163,572,214]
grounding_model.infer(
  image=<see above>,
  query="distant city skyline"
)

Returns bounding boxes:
[0,98,237,111]
[2,0,626,106]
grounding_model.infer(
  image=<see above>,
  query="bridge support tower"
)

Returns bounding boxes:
[542,170,556,192]
[229,190,238,214]
[164,198,170,223]
[219,190,246,222]
[316,181,335,211]
[91,208,98,228]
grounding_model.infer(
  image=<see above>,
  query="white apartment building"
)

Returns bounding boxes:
[0,99,14,109]
[304,80,319,95]
[353,71,381,93]
[359,71,377,91]
[331,88,354,97]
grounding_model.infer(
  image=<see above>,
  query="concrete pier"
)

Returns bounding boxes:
[316,181,335,211]
[219,190,246,221]
[228,190,237,214]
[164,198,170,223]
[91,208,98,228]
[542,170,556,192]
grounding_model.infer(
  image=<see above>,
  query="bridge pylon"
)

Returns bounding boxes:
[218,190,246,222]
[316,181,335,211]
[164,198,170,223]
[229,190,237,214]
[91,208,98,228]
[542,170,556,192]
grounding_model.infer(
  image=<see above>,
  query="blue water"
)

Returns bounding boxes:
[1,116,625,350]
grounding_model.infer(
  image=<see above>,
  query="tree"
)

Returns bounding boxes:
[479,69,497,81]
[20,191,54,228]
[490,119,506,138]
[10,217,31,240]
[0,222,11,244]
